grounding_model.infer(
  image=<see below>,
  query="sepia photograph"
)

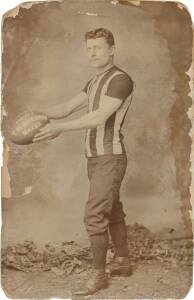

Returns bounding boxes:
[1,0,193,299]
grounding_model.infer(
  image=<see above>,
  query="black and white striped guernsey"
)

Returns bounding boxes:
[83,65,133,157]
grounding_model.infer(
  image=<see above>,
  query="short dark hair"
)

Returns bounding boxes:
[85,28,115,47]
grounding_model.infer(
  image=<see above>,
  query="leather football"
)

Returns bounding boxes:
[9,111,49,145]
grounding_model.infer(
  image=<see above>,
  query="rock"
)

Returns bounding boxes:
[51,267,65,276]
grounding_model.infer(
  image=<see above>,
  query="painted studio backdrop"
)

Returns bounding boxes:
[2,1,192,246]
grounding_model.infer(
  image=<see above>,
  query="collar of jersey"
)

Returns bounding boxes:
[94,64,115,79]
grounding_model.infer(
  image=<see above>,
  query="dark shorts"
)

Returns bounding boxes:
[84,154,127,236]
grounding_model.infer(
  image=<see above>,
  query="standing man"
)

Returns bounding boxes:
[33,28,134,295]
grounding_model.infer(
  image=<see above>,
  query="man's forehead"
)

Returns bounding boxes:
[86,37,108,47]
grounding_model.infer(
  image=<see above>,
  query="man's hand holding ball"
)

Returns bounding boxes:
[9,110,64,145]
[33,121,63,142]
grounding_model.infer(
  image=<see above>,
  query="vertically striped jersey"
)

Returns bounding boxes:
[83,65,133,157]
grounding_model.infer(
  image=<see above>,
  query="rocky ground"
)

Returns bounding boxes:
[1,223,193,299]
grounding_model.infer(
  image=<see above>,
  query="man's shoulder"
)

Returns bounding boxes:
[106,66,134,100]
[111,66,133,88]
[114,66,132,80]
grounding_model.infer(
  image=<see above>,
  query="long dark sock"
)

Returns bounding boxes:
[89,231,109,270]
[109,220,129,257]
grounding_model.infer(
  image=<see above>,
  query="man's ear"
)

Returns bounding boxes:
[110,45,115,56]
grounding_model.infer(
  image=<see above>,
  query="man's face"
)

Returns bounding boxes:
[86,37,114,69]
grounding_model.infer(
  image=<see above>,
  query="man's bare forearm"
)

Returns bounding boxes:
[34,92,88,119]
[59,110,105,131]
[42,101,86,119]
[41,103,71,119]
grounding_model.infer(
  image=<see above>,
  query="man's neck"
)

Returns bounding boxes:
[95,62,114,76]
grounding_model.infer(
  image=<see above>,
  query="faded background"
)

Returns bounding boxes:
[2,0,192,246]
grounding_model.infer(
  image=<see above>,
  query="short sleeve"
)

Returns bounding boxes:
[105,73,133,101]
[82,79,92,94]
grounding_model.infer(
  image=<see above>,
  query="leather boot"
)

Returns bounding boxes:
[73,269,108,296]
[107,256,132,276]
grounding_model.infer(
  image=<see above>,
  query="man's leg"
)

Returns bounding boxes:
[74,156,114,295]
[108,219,132,276]
[108,155,132,276]
[109,219,128,257]
[109,154,128,257]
